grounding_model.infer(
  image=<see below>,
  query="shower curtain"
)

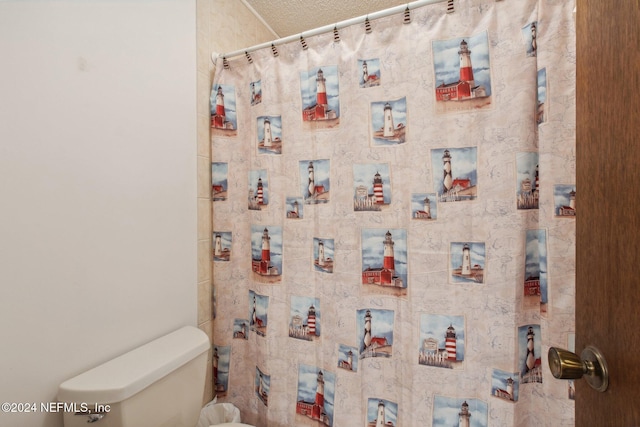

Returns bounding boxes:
[210,0,575,425]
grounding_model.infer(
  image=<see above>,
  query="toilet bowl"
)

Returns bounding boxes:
[57,326,211,427]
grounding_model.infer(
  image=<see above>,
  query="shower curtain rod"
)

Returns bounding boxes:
[212,0,449,62]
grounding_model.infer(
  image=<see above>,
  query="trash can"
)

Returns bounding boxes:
[197,400,241,427]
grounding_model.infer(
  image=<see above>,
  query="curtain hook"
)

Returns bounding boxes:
[300,35,308,50]
[446,0,455,14]
[364,16,372,34]
[333,26,341,43]
[403,6,411,24]
[222,56,230,69]
[245,51,253,64]
[271,43,279,57]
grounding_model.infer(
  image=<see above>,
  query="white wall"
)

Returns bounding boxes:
[0,1,197,426]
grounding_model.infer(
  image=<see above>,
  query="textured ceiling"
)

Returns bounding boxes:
[243,0,411,38]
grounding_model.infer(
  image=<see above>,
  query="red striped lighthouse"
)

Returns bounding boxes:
[256,178,264,205]
[373,172,384,204]
[383,230,395,272]
[445,324,457,361]
[307,305,317,336]
[458,40,475,87]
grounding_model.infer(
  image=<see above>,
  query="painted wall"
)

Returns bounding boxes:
[0,2,197,426]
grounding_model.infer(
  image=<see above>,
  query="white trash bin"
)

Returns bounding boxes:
[197,400,242,426]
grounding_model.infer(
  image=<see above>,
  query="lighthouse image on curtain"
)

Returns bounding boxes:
[411,192,437,220]
[357,308,394,359]
[255,366,270,407]
[554,184,576,217]
[491,368,519,402]
[366,398,397,427]
[250,225,282,283]
[518,324,542,384]
[313,238,334,273]
[289,295,321,341]
[232,318,249,340]
[210,83,238,136]
[250,79,262,106]
[353,164,391,211]
[299,159,330,204]
[300,65,340,128]
[523,229,548,315]
[248,169,269,210]
[212,231,231,262]
[295,364,335,426]
[361,228,408,295]
[432,31,492,113]
[285,196,304,219]
[370,97,407,145]
[212,345,231,396]
[358,58,381,88]
[257,115,282,155]
[248,290,269,337]
[450,242,485,284]
[522,22,538,57]
[516,152,539,210]
[337,343,359,372]
[432,395,488,427]
[418,314,465,369]
[431,147,478,202]
[537,68,547,124]
[211,162,228,201]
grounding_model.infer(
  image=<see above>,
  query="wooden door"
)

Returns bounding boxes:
[576,0,640,425]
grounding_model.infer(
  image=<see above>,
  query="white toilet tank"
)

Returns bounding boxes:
[57,326,210,427]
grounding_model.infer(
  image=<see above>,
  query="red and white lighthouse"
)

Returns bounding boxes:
[215,86,226,117]
[316,69,328,106]
[373,172,384,204]
[312,370,325,419]
[256,178,264,205]
[261,228,271,264]
[307,305,317,336]
[458,40,475,87]
[445,324,457,361]
[383,230,395,272]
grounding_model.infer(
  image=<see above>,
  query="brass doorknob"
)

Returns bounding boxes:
[548,346,609,392]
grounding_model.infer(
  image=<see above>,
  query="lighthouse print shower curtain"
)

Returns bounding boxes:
[210,0,576,425]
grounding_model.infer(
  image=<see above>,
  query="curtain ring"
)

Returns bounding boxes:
[245,51,253,64]
[364,16,372,34]
[333,26,340,43]
[300,35,308,50]
[222,57,230,69]
[403,6,411,24]
[271,44,279,57]
[446,0,455,14]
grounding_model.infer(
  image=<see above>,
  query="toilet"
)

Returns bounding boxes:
[57,326,254,427]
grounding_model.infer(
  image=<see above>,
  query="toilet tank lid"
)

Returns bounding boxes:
[57,326,210,404]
